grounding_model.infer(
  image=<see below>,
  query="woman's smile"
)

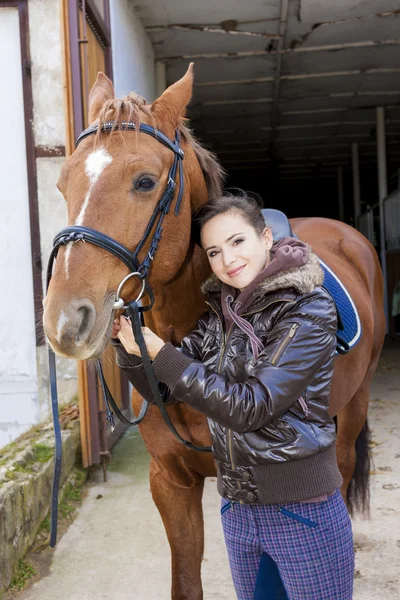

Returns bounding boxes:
[226,264,246,278]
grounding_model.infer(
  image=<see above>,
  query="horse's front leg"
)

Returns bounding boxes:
[150,457,205,600]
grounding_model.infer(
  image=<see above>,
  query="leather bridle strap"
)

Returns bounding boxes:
[49,348,62,548]
[125,300,212,453]
[95,360,149,430]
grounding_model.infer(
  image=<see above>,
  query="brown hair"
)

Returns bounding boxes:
[193,190,266,246]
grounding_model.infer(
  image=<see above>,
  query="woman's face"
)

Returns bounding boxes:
[200,210,273,289]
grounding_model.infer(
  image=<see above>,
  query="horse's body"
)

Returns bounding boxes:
[43,67,385,599]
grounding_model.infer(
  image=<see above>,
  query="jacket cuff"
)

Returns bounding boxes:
[112,339,143,369]
[153,343,193,389]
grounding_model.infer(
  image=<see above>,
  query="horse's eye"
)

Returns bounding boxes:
[135,177,156,191]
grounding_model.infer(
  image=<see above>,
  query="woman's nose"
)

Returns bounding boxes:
[222,250,236,266]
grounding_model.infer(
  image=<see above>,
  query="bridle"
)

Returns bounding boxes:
[47,120,211,547]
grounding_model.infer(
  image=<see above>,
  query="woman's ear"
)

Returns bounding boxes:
[263,227,273,250]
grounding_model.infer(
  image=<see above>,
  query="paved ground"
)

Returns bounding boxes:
[14,343,400,599]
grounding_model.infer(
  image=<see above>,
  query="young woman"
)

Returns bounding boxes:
[112,193,354,600]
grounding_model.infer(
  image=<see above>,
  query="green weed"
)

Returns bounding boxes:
[9,561,36,591]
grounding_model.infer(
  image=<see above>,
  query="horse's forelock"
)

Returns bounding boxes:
[95,94,153,146]
[94,95,225,198]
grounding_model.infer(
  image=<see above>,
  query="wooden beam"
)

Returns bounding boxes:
[18,0,44,345]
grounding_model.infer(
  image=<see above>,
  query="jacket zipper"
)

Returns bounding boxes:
[271,323,299,365]
[205,301,237,472]
[205,298,294,491]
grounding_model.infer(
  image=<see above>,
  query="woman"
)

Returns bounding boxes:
[112,193,354,600]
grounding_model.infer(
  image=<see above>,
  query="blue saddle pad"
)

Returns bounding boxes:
[319,260,362,354]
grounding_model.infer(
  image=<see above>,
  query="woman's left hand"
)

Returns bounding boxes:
[116,316,165,360]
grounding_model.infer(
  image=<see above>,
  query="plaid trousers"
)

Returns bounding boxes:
[221,489,354,600]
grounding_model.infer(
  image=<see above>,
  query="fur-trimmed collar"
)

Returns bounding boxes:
[201,248,323,300]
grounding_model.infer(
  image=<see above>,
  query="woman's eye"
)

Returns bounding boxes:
[208,250,219,258]
[233,238,244,246]
[135,177,156,191]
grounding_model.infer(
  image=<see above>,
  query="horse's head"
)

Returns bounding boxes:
[43,65,223,360]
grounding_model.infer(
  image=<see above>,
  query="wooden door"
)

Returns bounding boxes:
[62,0,130,468]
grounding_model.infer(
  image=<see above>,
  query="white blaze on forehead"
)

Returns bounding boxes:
[65,148,113,278]
[85,147,113,185]
[76,148,113,225]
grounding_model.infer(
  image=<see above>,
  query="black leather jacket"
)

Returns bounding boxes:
[116,250,343,504]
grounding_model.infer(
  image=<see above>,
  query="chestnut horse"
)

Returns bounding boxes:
[43,66,385,599]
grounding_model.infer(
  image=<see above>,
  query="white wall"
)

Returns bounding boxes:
[110,0,157,102]
[28,0,78,419]
[0,8,38,447]
[0,1,78,449]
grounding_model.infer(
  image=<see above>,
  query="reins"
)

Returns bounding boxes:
[47,120,211,547]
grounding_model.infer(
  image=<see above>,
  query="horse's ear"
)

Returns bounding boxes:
[88,72,115,123]
[151,63,194,126]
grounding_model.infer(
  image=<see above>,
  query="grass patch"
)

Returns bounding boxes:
[2,444,55,482]
[58,499,75,519]
[37,467,87,526]
[9,561,36,591]
[31,444,54,463]
[38,514,51,533]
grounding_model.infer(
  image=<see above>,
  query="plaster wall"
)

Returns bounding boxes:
[0,7,38,447]
[110,0,157,101]
[28,0,78,418]
[29,0,65,147]
[0,1,78,450]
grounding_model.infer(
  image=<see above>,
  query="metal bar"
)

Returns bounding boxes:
[195,68,400,87]
[103,0,113,80]
[156,60,166,97]
[81,0,90,122]
[87,363,101,464]
[68,0,84,141]
[338,167,344,221]
[35,145,66,157]
[85,0,110,46]
[18,0,44,345]
[352,143,361,226]
[376,106,389,332]
[160,38,400,61]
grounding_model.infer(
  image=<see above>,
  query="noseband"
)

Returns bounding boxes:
[47,121,211,547]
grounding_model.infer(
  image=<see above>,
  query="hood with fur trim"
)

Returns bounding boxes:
[201,245,324,304]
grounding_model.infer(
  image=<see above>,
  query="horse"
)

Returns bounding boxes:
[43,65,385,599]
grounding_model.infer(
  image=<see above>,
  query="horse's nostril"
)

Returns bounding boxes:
[76,303,94,343]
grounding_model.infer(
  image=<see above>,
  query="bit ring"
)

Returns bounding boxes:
[113,272,146,310]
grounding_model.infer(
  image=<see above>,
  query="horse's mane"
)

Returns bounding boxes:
[97,93,225,199]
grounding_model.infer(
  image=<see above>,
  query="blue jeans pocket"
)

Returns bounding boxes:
[277,506,318,528]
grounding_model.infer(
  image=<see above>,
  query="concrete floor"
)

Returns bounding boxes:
[17,344,400,600]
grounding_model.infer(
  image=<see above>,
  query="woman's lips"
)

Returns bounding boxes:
[227,265,246,277]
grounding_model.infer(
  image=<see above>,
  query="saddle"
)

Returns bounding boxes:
[262,209,361,355]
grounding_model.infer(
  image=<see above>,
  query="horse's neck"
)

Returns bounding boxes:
[145,244,210,344]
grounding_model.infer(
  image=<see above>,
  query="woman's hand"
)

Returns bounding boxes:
[114,316,165,360]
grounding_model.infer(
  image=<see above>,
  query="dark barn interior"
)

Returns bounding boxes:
[137,0,400,228]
